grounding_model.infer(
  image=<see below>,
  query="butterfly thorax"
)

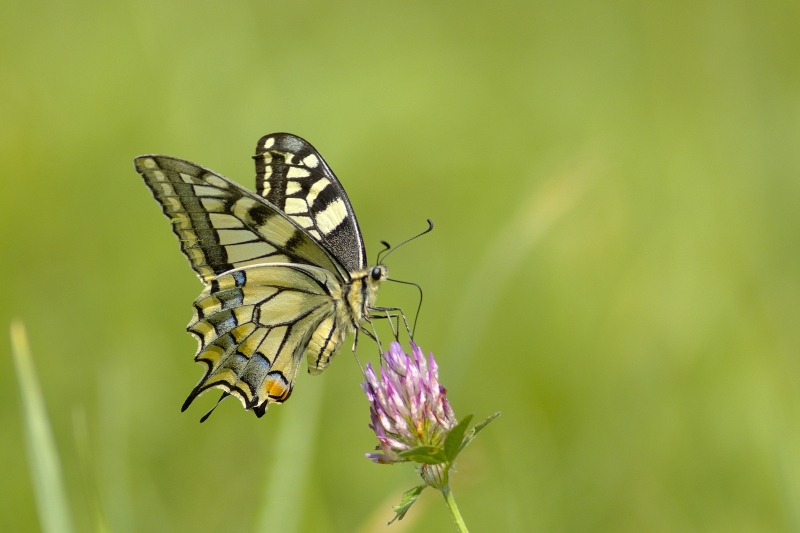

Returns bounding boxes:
[342,264,388,325]
[306,264,388,376]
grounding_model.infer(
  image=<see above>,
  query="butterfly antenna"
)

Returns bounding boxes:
[387,278,424,340]
[376,240,391,265]
[199,391,229,423]
[380,219,434,264]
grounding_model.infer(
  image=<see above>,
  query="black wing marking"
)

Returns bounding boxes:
[134,155,348,284]
[253,133,367,274]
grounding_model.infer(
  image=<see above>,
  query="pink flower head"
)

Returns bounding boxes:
[362,342,457,464]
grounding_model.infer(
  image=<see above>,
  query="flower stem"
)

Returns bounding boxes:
[441,484,469,533]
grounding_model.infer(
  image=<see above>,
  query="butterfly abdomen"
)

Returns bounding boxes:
[305,315,343,375]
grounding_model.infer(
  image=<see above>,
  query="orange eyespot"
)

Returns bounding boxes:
[264,373,291,401]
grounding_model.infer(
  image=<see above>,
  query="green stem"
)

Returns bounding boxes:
[441,484,470,533]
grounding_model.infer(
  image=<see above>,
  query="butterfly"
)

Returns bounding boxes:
[134,133,397,419]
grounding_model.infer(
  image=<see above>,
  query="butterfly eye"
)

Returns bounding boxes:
[371,267,383,281]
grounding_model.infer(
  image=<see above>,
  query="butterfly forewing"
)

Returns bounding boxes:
[254,133,367,274]
[135,155,347,283]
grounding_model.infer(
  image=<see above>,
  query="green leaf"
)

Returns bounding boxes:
[444,414,474,462]
[389,484,427,524]
[458,412,501,455]
[398,445,439,457]
[10,321,76,533]
[398,445,448,464]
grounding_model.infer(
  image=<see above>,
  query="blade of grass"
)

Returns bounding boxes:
[253,373,325,533]
[10,320,76,533]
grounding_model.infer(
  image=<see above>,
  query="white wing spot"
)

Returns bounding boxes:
[152,182,174,195]
[285,182,302,196]
[201,197,227,212]
[143,158,157,169]
[152,170,166,182]
[287,167,310,178]
[284,198,307,215]
[205,175,229,188]
[303,154,319,168]
[306,178,330,205]
[225,242,276,264]
[292,216,312,227]
[163,196,181,211]
[218,229,260,245]
[232,197,259,220]
[263,137,275,149]
[194,185,227,197]
[172,213,192,230]
[209,213,244,228]
[316,198,348,235]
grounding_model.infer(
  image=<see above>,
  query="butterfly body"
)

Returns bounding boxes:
[134,133,386,417]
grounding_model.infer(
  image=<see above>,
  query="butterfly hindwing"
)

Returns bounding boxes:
[254,133,367,274]
[183,263,346,415]
[134,155,347,283]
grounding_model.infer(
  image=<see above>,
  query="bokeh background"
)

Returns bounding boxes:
[2,1,799,532]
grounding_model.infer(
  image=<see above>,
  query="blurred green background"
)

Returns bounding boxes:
[2,1,799,532]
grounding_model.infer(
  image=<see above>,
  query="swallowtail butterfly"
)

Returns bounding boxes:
[134,133,391,418]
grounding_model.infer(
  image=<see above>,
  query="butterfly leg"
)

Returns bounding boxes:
[356,323,386,362]
[367,309,400,340]
[359,326,378,344]
[350,329,366,373]
[359,326,382,352]
[363,318,384,357]
[352,324,384,366]
[370,306,413,340]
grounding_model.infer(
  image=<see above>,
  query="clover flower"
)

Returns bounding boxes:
[361,342,457,464]
[362,342,500,530]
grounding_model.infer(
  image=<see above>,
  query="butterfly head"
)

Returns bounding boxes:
[369,265,389,285]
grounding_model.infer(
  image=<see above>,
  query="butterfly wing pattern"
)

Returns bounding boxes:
[134,134,386,418]
[254,133,367,273]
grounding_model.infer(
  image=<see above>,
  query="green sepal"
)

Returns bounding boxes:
[458,412,501,455]
[389,484,427,524]
[444,414,474,462]
[398,445,448,464]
